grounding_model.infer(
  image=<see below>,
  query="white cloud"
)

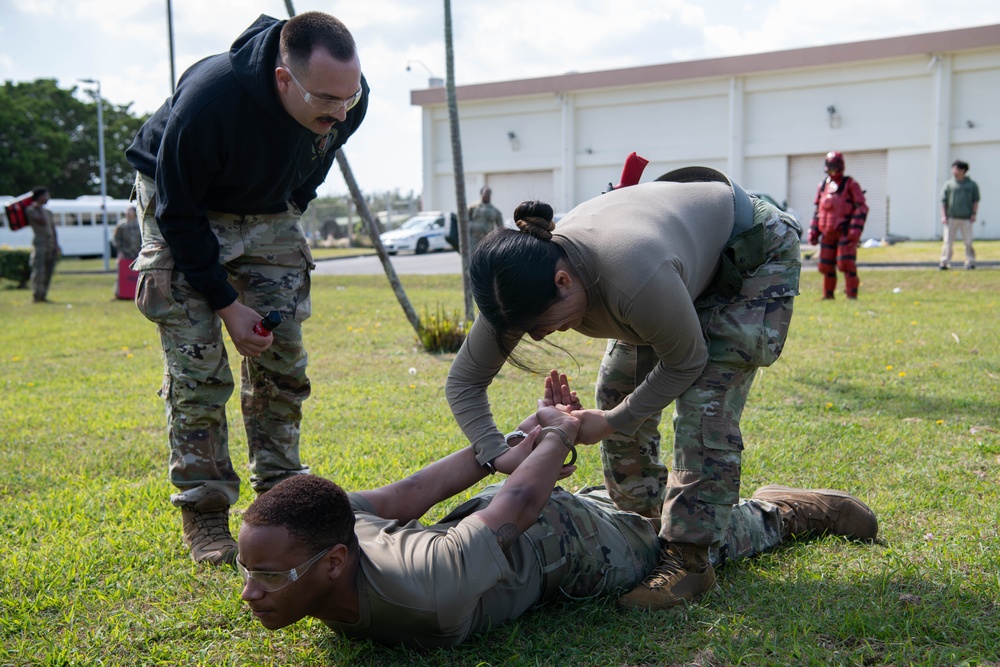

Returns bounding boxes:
[3,0,1000,195]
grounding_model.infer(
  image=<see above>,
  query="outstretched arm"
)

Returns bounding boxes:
[355,431,540,522]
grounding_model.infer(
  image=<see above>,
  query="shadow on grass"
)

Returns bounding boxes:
[789,369,999,422]
[308,538,999,666]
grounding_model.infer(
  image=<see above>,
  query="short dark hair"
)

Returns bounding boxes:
[280,12,356,70]
[243,475,358,554]
[31,186,50,199]
[952,160,969,172]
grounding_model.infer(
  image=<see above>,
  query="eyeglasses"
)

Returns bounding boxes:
[237,547,332,592]
[280,66,362,115]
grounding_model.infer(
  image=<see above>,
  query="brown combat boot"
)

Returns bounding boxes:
[180,492,238,566]
[751,485,878,540]
[617,542,716,611]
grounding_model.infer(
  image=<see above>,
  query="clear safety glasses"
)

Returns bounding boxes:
[237,547,332,592]
[281,66,362,115]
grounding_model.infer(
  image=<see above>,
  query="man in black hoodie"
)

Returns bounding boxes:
[125,12,369,566]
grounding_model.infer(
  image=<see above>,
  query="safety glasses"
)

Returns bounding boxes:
[237,547,331,592]
[281,66,362,115]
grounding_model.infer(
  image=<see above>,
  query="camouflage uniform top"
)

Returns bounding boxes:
[448,181,748,463]
[469,200,503,230]
[112,218,142,261]
[26,203,57,251]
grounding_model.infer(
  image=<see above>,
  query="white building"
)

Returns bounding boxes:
[412,24,1000,241]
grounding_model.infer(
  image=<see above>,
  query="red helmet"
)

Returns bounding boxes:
[825,151,845,172]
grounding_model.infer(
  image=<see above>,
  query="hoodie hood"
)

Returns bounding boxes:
[229,14,288,121]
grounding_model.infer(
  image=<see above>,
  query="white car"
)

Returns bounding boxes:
[380,212,456,255]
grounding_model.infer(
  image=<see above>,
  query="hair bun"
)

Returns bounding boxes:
[512,200,555,241]
[515,216,555,241]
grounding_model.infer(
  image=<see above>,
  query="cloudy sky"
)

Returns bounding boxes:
[3,0,1000,198]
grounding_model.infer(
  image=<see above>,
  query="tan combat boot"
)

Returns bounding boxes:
[617,542,716,611]
[180,492,238,566]
[751,485,878,540]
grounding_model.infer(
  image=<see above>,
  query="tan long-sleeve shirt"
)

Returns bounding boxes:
[447,181,736,464]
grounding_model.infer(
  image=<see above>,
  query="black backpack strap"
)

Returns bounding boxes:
[655,166,754,237]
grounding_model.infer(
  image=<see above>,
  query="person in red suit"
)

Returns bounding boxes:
[808,152,868,299]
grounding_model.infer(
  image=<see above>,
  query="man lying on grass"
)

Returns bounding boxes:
[237,372,878,649]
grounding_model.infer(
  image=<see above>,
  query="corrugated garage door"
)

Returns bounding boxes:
[485,171,555,225]
[788,151,888,240]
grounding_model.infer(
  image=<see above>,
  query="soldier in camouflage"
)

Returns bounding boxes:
[112,206,142,300]
[125,12,369,565]
[468,186,504,250]
[112,207,143,262]
[447,167,801,611]
[25,186,59,303]
[236,373,877,648]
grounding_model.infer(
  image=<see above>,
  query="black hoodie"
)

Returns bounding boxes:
[125,14,369,309]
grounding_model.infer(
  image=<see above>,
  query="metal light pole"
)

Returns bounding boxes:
[79,78,109,271]
[166,0,176,93]
[406,60,444,88]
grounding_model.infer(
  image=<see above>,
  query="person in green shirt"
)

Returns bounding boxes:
[939,160,980,270]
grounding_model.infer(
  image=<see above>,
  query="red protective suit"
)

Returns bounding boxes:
[809,167,868,299]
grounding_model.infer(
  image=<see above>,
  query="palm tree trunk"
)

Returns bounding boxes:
[443,0,474,321]
[335,150,422,334]
[285,0,422,337]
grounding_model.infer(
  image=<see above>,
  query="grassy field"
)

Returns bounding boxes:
[1,261,998,666]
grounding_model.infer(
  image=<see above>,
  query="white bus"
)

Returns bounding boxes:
[0,194,135,257]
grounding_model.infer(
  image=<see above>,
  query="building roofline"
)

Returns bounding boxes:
[411,23,1000,106]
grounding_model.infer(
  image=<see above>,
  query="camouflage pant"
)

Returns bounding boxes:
[463,484,785,604]
[132,173,316,507]
[596,198,801,547]
[30,244,57,300]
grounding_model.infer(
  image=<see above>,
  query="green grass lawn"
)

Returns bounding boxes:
[1,264,998,666]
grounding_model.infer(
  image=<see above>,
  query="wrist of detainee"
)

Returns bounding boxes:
[539,426,578,466]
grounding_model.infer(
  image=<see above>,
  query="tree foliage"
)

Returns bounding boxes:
[0,79,148,199]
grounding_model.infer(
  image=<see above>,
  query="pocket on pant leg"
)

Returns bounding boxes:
[752,296,794,367]
[705,297,793,369]
[697,416,742,506]
[292,242,315,323]
[136,269,187,326]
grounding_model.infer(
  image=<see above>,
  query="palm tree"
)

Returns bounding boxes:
[285,1,422,336]
[335,150,421,333]
[443,0,474,321]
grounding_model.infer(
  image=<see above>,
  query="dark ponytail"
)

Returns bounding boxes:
[470,201,566,363]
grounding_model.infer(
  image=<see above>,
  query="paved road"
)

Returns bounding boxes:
[313,250,462,275]
[313,250,996,276]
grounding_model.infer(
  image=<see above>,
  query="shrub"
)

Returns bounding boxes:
[0,247,30,288]
[418,303,470,353]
